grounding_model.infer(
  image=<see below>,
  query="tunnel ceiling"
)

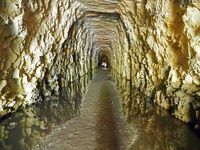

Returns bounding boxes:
[65,0,132,60]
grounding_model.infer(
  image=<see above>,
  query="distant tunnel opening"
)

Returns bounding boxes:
[98,50,110,68]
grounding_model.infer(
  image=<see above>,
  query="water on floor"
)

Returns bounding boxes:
[1,68,200,150]
[112,70,200,150]
[0,74,90,150]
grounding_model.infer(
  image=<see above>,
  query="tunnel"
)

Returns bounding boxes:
[0,0,200,149]
[98,50,110,67]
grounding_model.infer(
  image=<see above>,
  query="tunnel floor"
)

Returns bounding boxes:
[33,68,200,150]
[34,68,131,150]
[1,68,200,150]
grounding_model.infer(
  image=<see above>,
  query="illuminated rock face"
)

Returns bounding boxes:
[0,0,98,116]
[124,0,200,126]
[0,0,199,126]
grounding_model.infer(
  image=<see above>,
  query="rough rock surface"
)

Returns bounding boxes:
[119,0,200,127]
[0,0,97,116]
[0,0,200,128]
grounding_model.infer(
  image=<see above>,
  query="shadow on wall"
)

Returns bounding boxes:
[0,74,90,150]
[112,70,200,150]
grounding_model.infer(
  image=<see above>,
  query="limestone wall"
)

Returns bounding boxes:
[0,0,97,116]
[0,0,200,129]
[111,0,200,128]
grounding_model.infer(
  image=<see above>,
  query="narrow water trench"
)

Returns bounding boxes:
[96,83,121,150]
[0,68,200,150]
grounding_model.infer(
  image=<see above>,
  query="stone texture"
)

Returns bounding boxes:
[111,0,200,127]
[0,0,97,116]
[112,74,200,150]
[0,0,200,128]
[0,75,87,150]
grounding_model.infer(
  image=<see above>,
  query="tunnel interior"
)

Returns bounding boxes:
[98,50,110,67]
[0,0,200,149]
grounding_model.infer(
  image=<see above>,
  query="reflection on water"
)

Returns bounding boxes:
[0,74,90,150]
[112,71,200,150]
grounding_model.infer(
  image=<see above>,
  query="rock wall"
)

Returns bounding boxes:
[0,0,97,117]
[113,73,200,150]
[111,0,200,128]
[0,0,200,129]
[0,75,89,150]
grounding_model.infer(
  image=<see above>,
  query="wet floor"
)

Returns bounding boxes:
[0,74,90,150]
[112,70,200,150]
[33,68,131,150]
[1,68,200,150]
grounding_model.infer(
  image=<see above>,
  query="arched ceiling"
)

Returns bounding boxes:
[63,0,134,64]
